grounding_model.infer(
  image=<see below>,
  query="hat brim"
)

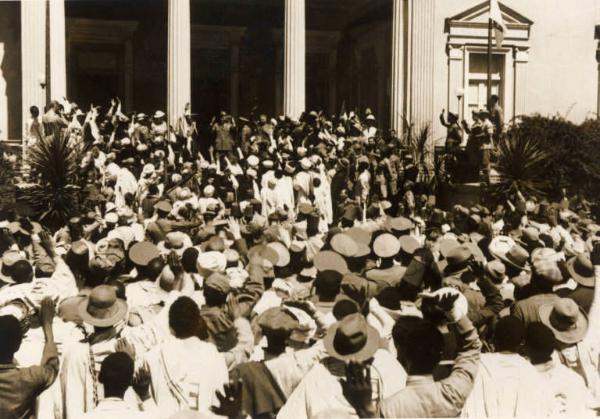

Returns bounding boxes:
[0,269,15,284]
[488,245,530,272]
[78,298,127,327]
[539,303,588,344]
[566,257,595,287]
[323,321,380,362]
[493,252,531,272]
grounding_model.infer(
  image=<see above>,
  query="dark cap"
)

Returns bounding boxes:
[128,242,160,267]
[154,200,172,213]
[205,272,231,295]
[257,307,299,337]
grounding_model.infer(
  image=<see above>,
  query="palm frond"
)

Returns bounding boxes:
[489,134,551,200]
[22,131,81,229]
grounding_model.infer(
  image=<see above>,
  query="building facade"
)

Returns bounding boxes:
[0,0,599,144]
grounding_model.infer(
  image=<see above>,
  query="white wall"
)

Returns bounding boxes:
[430,0,599,142]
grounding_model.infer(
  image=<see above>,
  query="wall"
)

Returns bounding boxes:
[0,2,21,140]
[431,0,599,143]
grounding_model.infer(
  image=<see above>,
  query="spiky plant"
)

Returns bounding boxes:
[489,133,551,200]
[403,122,434,184]
[0,143,17,215]
[23,130,80,230]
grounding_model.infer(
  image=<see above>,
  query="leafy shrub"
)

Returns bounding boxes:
[504,115,600,200]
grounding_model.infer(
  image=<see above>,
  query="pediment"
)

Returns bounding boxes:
[446,1,533,29]
[445,1,532,46]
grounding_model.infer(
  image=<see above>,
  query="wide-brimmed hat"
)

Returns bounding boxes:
[388,217,413,233]
[78,285,127,327]
[373,233,400,258]
[331,234,358,258]
[0,250,25,284]
[443,245,473,276]
[566,254,595,287]
[323,313,380,362]
[539,298,588,344]
[344,227,371,246]
[313,250,348,274]
[485,260,506,283]
[266,242,290,267]
[489,236,530,272]
[157,232,193,256]
[438,238,460,259]
[518,227,545,250]
[399,236,420,256]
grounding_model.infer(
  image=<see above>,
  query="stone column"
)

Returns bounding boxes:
[283,0,305,119]
[447,44,464,117]
[410,0,435,131]
[328,48,337,115]
[390,0,404,134]
[167,0,191,126]
[124,39,134,111]
[230,42,240,118]
[274,39,283,116]
[0,44,7,141]
[596,43,600,117]
[49,0,67,101]
[21,0,47,138]
[513,48,529,117]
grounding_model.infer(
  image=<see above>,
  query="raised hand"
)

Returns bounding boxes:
[339,360,377,418]
[115,338,136,362]
[227,217,242,240]
[167,251,183,275]
[468,259,485,279]
[436,292,460,313]
[132,364,152,400]
[38,297,56,327]
[227,295,242,320]
[211,379,245,419]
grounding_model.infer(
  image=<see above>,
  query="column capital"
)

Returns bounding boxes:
[514,47,529,63]
[447,44,464,60]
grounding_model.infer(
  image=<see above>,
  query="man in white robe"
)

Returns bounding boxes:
[462,316,553,418]
[277,313,406,419]
[141,296,228,418]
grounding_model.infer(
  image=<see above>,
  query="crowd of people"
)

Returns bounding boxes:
[0,96,599,418]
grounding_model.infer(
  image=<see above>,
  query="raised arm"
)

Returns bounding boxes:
[584,243,600,348]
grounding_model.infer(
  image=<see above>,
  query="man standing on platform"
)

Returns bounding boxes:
[489,94,504,143]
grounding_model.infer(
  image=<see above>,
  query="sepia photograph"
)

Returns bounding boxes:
[0,0,600,418]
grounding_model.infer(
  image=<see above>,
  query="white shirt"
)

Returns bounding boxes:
[142,336,228,418]
[535,359,596,417]
[277,349,406,419]
[81,397,158,419]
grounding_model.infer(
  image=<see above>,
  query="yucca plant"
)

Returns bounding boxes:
[0,143,17,215]
[23,130,81,230]
[489,133,551,200]
[402,120,434,183]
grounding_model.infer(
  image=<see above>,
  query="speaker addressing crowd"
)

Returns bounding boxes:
[0,96,599,418]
